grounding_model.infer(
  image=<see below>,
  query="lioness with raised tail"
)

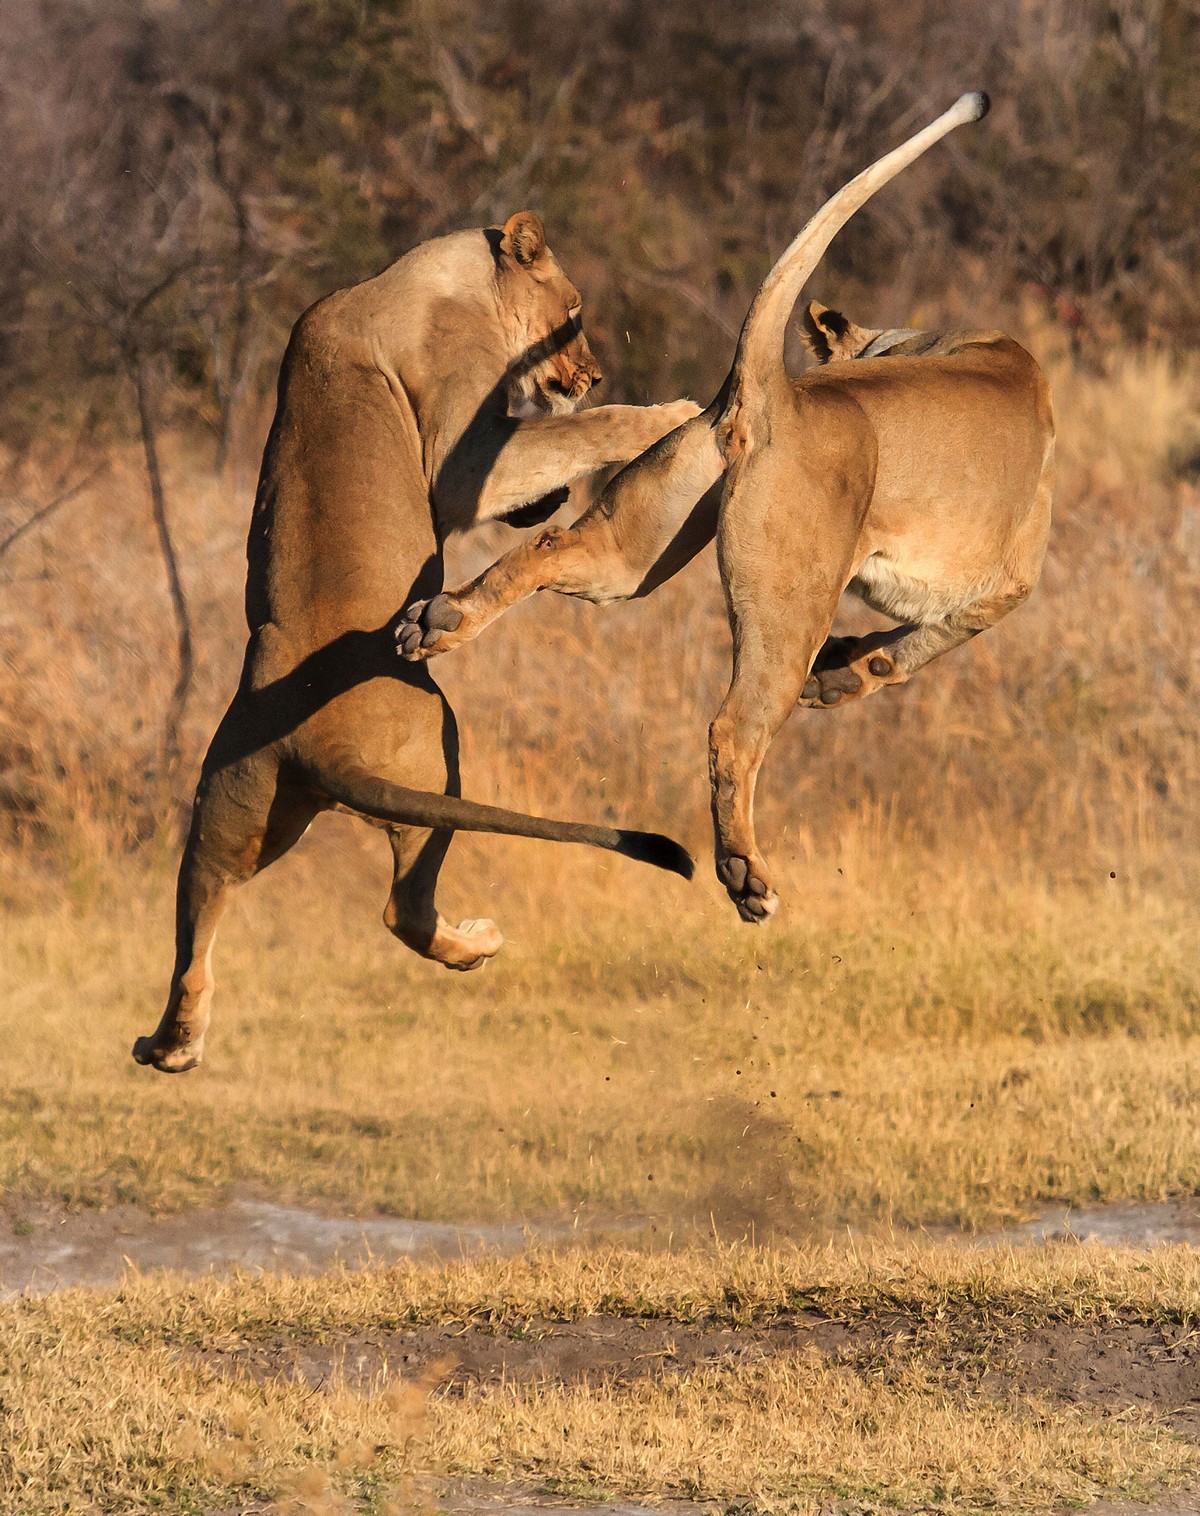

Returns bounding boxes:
[399,95,1053,924]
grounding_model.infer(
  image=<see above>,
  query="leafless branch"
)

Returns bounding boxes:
[0,467,104,565]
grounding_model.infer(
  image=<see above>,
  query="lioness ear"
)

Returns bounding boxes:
[501,211,547,269]
[802,301,849,364]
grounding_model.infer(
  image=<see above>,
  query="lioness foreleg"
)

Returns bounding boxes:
[436,400,701,530]
[400,408,726,659]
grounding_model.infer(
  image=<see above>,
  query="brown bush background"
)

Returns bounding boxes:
[1,0,1198,898]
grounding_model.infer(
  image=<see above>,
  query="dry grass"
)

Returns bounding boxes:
[2,328,1198,884]
[2,838,1200,1230]
[437,1359,1184,1515]
[5,1242,1200,1515]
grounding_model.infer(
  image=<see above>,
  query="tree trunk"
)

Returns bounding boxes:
[132,353,195,778]
[212,281,252,475]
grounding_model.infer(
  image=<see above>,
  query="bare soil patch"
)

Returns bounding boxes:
[10,1193,1200,1298]
[1004,1320,1200,1434]
[0,1198,582,1295]
[196,1306,1200,1433]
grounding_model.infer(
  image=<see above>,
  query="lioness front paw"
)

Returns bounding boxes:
[660,399,703,429]
[395,594,464,662]
[716,854,779,924]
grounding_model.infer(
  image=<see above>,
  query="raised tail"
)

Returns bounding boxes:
[730,92,989,400]
[310,762,694,879]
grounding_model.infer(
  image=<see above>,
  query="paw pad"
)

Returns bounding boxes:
[423,595,463,633]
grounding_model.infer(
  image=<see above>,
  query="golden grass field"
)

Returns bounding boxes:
[4,839,1200,1235]
[2,329,1200,1511]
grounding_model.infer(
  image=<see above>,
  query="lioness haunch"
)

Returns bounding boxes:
[400,93,1053,924]
[133,212,699,1074]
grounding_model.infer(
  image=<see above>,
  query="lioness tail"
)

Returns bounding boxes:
[310,762,693,879]
[732,91,989,398]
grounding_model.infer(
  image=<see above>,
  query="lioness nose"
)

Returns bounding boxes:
[573,334,601,389]
[579,347,602,384]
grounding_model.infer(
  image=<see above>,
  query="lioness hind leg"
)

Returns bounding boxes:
[709,683,800,924]
[133,758,320,1073]
[369,688,503,971]
[799,580,1036,709]
[710,517,863,921]
[708,388,873,922]
[383,823,503,971]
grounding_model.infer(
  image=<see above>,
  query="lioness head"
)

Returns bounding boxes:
[802,301,927,364]
[493,211,603,416]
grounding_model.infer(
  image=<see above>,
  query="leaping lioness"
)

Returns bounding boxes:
[133,214,699,1074]
[399,93,1054,923]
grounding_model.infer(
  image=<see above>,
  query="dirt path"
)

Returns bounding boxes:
[12,1197,1200,1513]
[194,1302,1200,1512]
[196,1306,1200,1436]
[209,1477,1200,1516]
[8,1195,1200,1297]
[438,1494,1200,1516]
[0,1198,587,1295]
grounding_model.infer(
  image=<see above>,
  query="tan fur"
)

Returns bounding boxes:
[399,97,1053,924]
[132,212,698,1074]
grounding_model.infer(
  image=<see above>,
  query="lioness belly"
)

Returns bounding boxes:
[848,552,983,623]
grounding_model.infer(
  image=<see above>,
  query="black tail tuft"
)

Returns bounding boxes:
[615,830,695,880]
